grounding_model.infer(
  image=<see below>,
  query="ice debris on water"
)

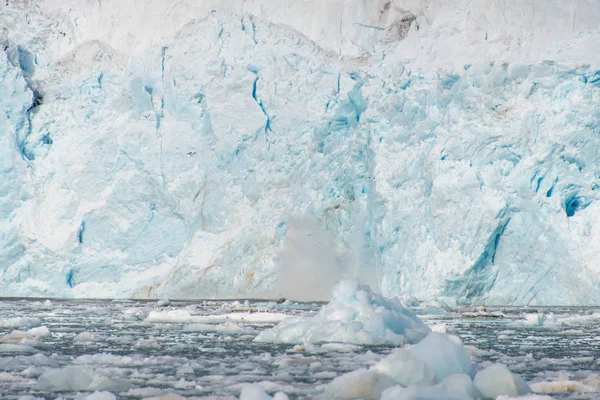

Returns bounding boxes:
[257,280,534,399]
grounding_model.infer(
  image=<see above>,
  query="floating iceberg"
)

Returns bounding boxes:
[255,280,430,345]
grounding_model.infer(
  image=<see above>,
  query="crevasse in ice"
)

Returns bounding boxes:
[1,0,600,304]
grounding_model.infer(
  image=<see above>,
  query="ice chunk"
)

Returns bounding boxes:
[239,384,289,400]
[474,364,531,398]
[0,318,41,328]
[325,369,394,400]
[37,366,131,392]
[183,322,253,334]
[0,353,59,367]
[74,332,104,343]
[84,392,117,400]
[371,348,436,387]
[530,379,598,394]
[255,280,430,345]
[0,344,37,353]
[436,374,481,399]
[380,385,473,400]
[136,338,160,349]
[409,333,474,380]
[520,313,558,327]
[370,333,472,388]
[27,326,51,337]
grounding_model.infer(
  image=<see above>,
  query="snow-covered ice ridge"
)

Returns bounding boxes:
[1,0,600,304]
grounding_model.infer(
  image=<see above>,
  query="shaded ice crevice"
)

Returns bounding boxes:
[251,76,273,144]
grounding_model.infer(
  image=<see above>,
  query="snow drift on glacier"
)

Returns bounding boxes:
[1,0,600,304]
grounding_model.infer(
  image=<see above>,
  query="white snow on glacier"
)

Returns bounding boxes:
[1,0,600,304]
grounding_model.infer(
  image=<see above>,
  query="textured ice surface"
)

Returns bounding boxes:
[255,280,430,345]
[1,0,600,304]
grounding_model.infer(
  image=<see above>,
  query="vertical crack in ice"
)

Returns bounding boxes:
[6,44,43,162]
[445,214,512,303]
[66,269,75,288]
[77,221,86,245]
[241,16,258,44]
[251,76,273,144]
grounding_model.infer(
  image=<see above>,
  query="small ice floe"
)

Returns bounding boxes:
[146,310,288,324]
[557,329,586,336]
[183,321,254,334]
[0,317,41,329]
[74,332,104,344]
[157,299,171,307]
[0,371,24,382]
[135,338,160,349]
[0,344,37,354]
[255,280,430,345]
[530,372,600,394]
[519,312,600,328]
[0,353,59,367]
[15,396,45,400]
[520,313,558,327]
[124,387,174,398]
[37,366,131,392]
[239,383,289,400]
[82,391,117,400]
[320,342,361,353]
[428,322,453,333]
[0,326,51,350]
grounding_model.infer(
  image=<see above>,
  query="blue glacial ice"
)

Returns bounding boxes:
[1,0,600,305]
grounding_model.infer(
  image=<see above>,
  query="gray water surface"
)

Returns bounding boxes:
[1,300,599,399]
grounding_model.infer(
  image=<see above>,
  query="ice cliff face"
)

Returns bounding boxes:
[1,0,600,305]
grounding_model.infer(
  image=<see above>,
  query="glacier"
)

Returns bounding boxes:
[1,0,600,305]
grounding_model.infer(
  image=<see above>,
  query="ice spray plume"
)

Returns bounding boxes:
[269,218,343,301]
[270,217,378,301]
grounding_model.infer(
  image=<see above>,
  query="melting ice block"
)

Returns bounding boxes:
[255,280,430,345]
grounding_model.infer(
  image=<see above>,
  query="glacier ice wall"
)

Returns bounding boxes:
[1,0,600,305]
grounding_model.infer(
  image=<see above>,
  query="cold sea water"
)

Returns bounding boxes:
[1,299,599,399]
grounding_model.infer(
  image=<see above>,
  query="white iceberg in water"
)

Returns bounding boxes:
[255,280,430,345]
